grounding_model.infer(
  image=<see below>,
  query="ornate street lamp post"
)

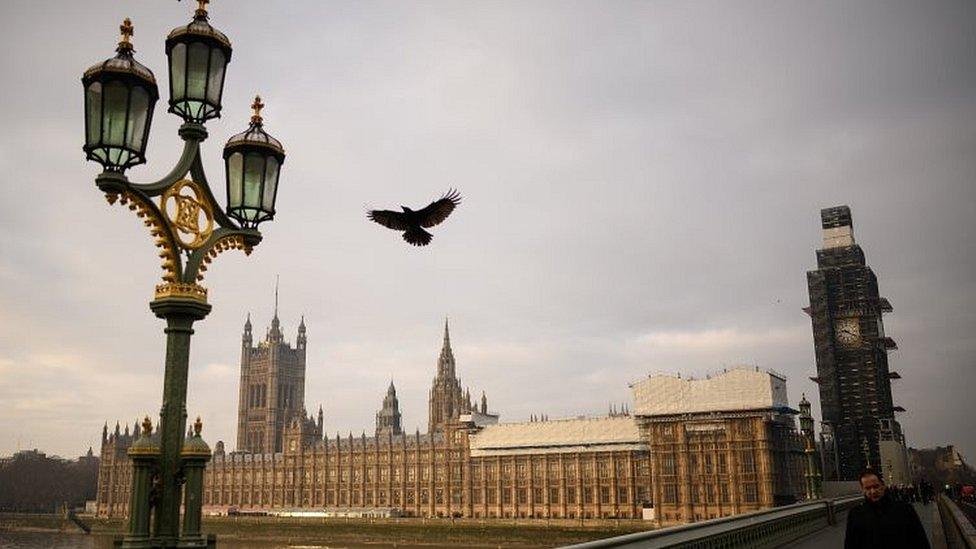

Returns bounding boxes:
[82,3,285,547]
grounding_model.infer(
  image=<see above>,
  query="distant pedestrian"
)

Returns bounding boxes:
[845,470,930,549]
[921,481,934,505]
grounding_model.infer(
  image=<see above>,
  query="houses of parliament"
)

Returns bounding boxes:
[96,312,810,525]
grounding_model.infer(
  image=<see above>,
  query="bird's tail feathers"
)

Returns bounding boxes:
[403,227,433,246]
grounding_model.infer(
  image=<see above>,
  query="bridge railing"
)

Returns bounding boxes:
[561,495,862,549]
[938,495,976,549]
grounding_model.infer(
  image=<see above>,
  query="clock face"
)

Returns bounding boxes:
[834,318,860,347]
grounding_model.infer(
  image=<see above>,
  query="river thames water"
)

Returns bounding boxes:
[0,531,463,549]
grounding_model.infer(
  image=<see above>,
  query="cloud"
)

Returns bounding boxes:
[196,362,236,382]
[0,0,973,460]
[630,326,809,354]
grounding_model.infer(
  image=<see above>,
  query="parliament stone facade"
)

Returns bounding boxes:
[96,315,808,525]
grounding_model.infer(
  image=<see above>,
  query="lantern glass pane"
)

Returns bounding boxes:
[85,82,103,146]
[103,81,128,148]
[262,157,279,212]
[126,86,150,152]
[206,49,225,105]
[227,152,243,208]
[187,42,209,114]
[243,153,264,209]
[170,43,187,101]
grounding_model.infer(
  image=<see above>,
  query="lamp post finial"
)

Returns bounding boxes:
[118,18,134,51]
[251,95,265,124]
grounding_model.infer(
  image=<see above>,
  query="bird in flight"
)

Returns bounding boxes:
[367,189,462,246]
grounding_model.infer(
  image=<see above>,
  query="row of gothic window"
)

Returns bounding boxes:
[205,485,652,507]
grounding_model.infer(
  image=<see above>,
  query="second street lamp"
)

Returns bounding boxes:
[224,96,285,228]
[165,0,232,123]
[82,18,158,172]
[81,2,286,547]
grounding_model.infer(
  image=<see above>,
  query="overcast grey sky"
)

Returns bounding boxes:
[0,0,973,461]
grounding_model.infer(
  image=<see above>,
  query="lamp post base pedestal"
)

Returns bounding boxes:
[118,535,153,549]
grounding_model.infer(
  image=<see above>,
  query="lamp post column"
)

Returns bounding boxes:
[150,298,211,544]
[82,7,287,546]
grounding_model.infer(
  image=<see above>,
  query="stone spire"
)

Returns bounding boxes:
[437,317,455,378]
[481,391,488,414]
[429,318,465,434]
[268,276,283,342]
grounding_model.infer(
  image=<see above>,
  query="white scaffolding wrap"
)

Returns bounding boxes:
[631,367,790,416]
[468,416,643,456]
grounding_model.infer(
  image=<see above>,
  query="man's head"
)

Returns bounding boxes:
[859,470,886,503]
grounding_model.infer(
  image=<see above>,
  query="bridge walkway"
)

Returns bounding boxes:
[958,500,976,526]
[783,502,946,549]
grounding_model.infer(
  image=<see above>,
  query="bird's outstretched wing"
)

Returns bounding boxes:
[416,189,462,228]
[367,209,411,231]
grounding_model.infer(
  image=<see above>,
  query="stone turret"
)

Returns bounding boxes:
[297,315,307,350]
[376,381,404,437]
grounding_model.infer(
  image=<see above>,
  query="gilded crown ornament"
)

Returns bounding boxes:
[251,95,264,124]
[118,18,134,49]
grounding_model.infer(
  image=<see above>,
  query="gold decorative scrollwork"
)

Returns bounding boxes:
[161,179,214,250]
[154,282,208,302]
[196,235,253,282]
[105,191,180,284]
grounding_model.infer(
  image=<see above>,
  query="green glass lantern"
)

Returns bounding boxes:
[82,19,159,172]
[224,96,285,228]
[165,0,232,123]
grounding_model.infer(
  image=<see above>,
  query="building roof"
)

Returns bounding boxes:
[468,416,644,457]
[630,366,790,417]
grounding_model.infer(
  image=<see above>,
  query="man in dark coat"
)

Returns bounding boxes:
[845,470,931,549]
